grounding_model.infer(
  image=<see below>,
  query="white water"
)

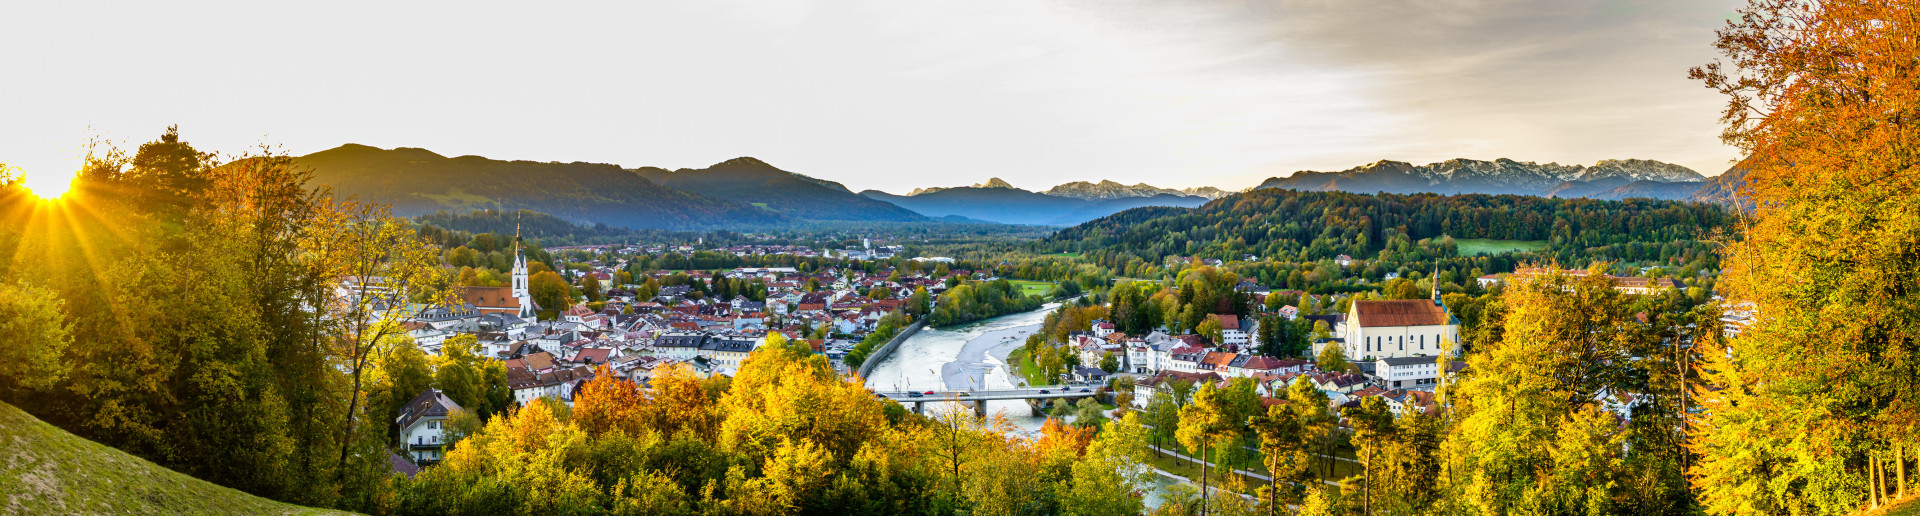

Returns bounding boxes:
[864,301,1063,433]
[865,301,1186,511]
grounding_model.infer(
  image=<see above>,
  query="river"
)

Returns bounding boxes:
[864,300,1063,433]
[863,301,1186,512]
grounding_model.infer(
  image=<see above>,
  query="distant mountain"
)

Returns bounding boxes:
[1043,180,1234,200]
[862,185,1209,226]
[1257,158,1710,199]
[297,144,784,230]
[643,157,927,222]
[908,177,1016,196]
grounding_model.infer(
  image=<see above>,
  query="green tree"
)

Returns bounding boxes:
[1063,413,1154,516]
[0,282,72,402]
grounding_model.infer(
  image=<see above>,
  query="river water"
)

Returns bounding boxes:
[864,301,1063,433]
[863,302,1185,511]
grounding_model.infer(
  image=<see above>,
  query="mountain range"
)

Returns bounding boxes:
[1254,158,1731,201]
[861,185,1211,227]
[296,144,786,230]
[296,146,1210,229]
[296,144,1746,231]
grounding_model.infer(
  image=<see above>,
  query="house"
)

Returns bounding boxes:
[1343,294,1460,361]
[700,335,760,370]
[396,388,462,465]
[655,333,708,360]
[1132,370,1224,407]
[1336,255,1353,267]
[1373,356,1443,389]
[1072,366,1110,383]
[1217,315,1249,347]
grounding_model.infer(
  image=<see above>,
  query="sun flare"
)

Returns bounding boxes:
[20,166,77,200]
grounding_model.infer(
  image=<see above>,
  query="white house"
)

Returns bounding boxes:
[1374,356,1443,389]
[396,388,462,465]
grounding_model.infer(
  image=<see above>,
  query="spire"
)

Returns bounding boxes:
[1432,264,1443,306]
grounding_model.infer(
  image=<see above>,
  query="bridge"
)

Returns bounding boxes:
[875,387,1102,417]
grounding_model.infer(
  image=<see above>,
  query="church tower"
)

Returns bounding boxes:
[512,222,535,319]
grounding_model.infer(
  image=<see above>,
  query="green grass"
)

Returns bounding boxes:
[1006,348,1056,386]
[0,402,351,515]
[1453,238,1548,256]
[1008,279,1056,297]
[1880,496,1920,516]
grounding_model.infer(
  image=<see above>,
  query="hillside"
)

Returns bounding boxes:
[1045,188,1733,268]
[862,185,1208,226]
[1257,158,1713,199]
[297,144,785,230]
[0,402,349,515]
[648,157,926,222]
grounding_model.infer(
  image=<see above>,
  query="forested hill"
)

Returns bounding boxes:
[646,157,928,222]
[298,144,785,230]
[1044,188,1734,269]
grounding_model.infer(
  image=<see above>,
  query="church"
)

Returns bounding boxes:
[1341,279,1460,361]
[458,229,539,319]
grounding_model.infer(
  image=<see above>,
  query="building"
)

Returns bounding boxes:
[396,388,462,465]
[1343,281,1459,361]
[1373,356,1443,388]
[701,335,760,370]
[509,225,538,318]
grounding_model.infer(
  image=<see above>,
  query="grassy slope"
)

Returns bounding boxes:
[1008,279,1056,297]
[1453,238,1548,256]
[0,402,350,515]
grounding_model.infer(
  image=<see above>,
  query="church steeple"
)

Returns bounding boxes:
[511,216,535,318]
[1431,264,1443,306]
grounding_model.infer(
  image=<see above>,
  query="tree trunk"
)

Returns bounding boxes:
[1871,453,1882,509]
[1200,443,1210,516]
[1900,440,1907,500]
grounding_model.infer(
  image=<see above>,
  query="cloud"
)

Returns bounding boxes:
[0,0,1747,194]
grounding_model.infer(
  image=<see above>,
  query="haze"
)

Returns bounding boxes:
[2,0,1744,193]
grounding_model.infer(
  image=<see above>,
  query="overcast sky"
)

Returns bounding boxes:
[2,0,1745,193]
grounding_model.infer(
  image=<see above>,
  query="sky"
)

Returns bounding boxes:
[1,0,1746,193]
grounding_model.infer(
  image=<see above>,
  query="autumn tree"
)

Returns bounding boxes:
[1688,1,1920,514]
[528,270,571,314]
[1178,381,1235,514]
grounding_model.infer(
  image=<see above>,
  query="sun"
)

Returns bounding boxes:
[19,166,77,200]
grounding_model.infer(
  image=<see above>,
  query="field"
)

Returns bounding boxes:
[0,402,347,515]
[1453,238,1548,256]
[1009,279,1056,297]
